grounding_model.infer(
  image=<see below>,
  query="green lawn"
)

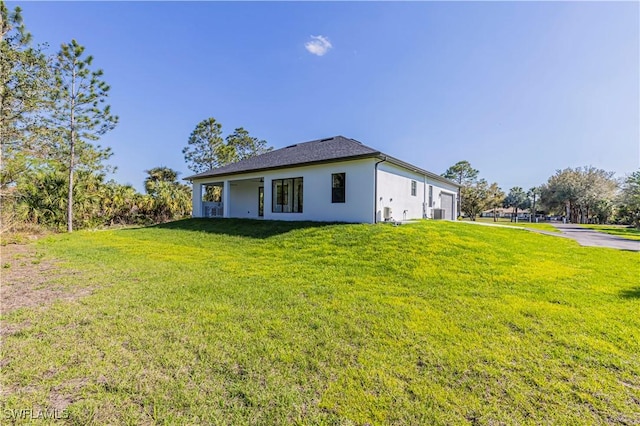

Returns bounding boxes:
[463,217,560,232]
[2,219,639,424]
[580,224,640,241]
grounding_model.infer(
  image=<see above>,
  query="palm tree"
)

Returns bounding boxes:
[144,167,179,195]
[143,167,191,222]
[102,181,139,225]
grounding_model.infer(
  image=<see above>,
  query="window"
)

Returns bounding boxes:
[332,173,346,203]
[272,178,303,213]
[428,185,433,207]
[411,180,417,196]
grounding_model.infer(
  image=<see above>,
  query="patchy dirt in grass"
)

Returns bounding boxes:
[0,244,93,415]
[1,243,93,322]
[1,244,96,414]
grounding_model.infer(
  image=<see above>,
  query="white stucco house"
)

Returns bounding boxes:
[185,136,460,223]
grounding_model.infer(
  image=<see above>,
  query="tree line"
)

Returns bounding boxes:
[443,161,640,228]
[1,2,269,234]
[3,2,637,234]
[1,3,190,232]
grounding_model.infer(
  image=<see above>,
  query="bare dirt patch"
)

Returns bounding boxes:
[1,243,93,319]
[1,244,97,414]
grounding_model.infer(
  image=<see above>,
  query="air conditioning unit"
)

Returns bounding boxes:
[383,207,393,221]
[433,208,445,220]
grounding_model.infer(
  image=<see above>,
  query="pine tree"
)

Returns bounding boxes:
[49,39,117,232]
[183,118,272,174]
[443,160,480,218]
[442,160,479,186]
[225,127,272,162]
[0,1,49,222]
[183,117,229,173]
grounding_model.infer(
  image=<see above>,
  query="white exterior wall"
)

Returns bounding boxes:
[262,159,375,223]
[192,158,376,223]
[229,180,261,218]
[376,162,426,222]
[376,162,459,221]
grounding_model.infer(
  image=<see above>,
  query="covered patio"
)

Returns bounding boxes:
[193,177,264,219]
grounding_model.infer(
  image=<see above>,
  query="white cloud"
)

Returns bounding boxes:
[305,35,332,56]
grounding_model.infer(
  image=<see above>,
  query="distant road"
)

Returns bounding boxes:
[550,223,640,251]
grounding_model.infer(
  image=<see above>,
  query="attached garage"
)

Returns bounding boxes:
[440,192,455,220]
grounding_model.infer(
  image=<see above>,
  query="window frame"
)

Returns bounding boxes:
[411,180,417,197]
[271,177,303,213]
[331,173,346,203]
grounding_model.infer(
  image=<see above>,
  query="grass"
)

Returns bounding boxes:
[0,221,51,246]
[579,224,640,241]
[463,217,560,232]
[1,219,639,424]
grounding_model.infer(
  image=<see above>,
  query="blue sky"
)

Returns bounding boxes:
[11,1,639,192]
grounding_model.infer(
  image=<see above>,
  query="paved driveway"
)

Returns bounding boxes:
[550,223,640,251]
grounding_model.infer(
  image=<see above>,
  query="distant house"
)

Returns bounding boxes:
[480,208,531,220]
[480,207,513,218]
[185,136,459,223]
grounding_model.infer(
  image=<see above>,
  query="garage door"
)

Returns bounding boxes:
[441,193,454,220]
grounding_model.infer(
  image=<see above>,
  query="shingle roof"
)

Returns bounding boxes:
[184,135,460,187]
[184,136,380,180]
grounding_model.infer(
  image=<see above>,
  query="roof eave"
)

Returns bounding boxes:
[378,155,461,188]
[184,153,381,182]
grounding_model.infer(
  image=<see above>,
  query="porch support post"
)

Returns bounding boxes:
[223,180,231,218]
[192,182,202,218]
